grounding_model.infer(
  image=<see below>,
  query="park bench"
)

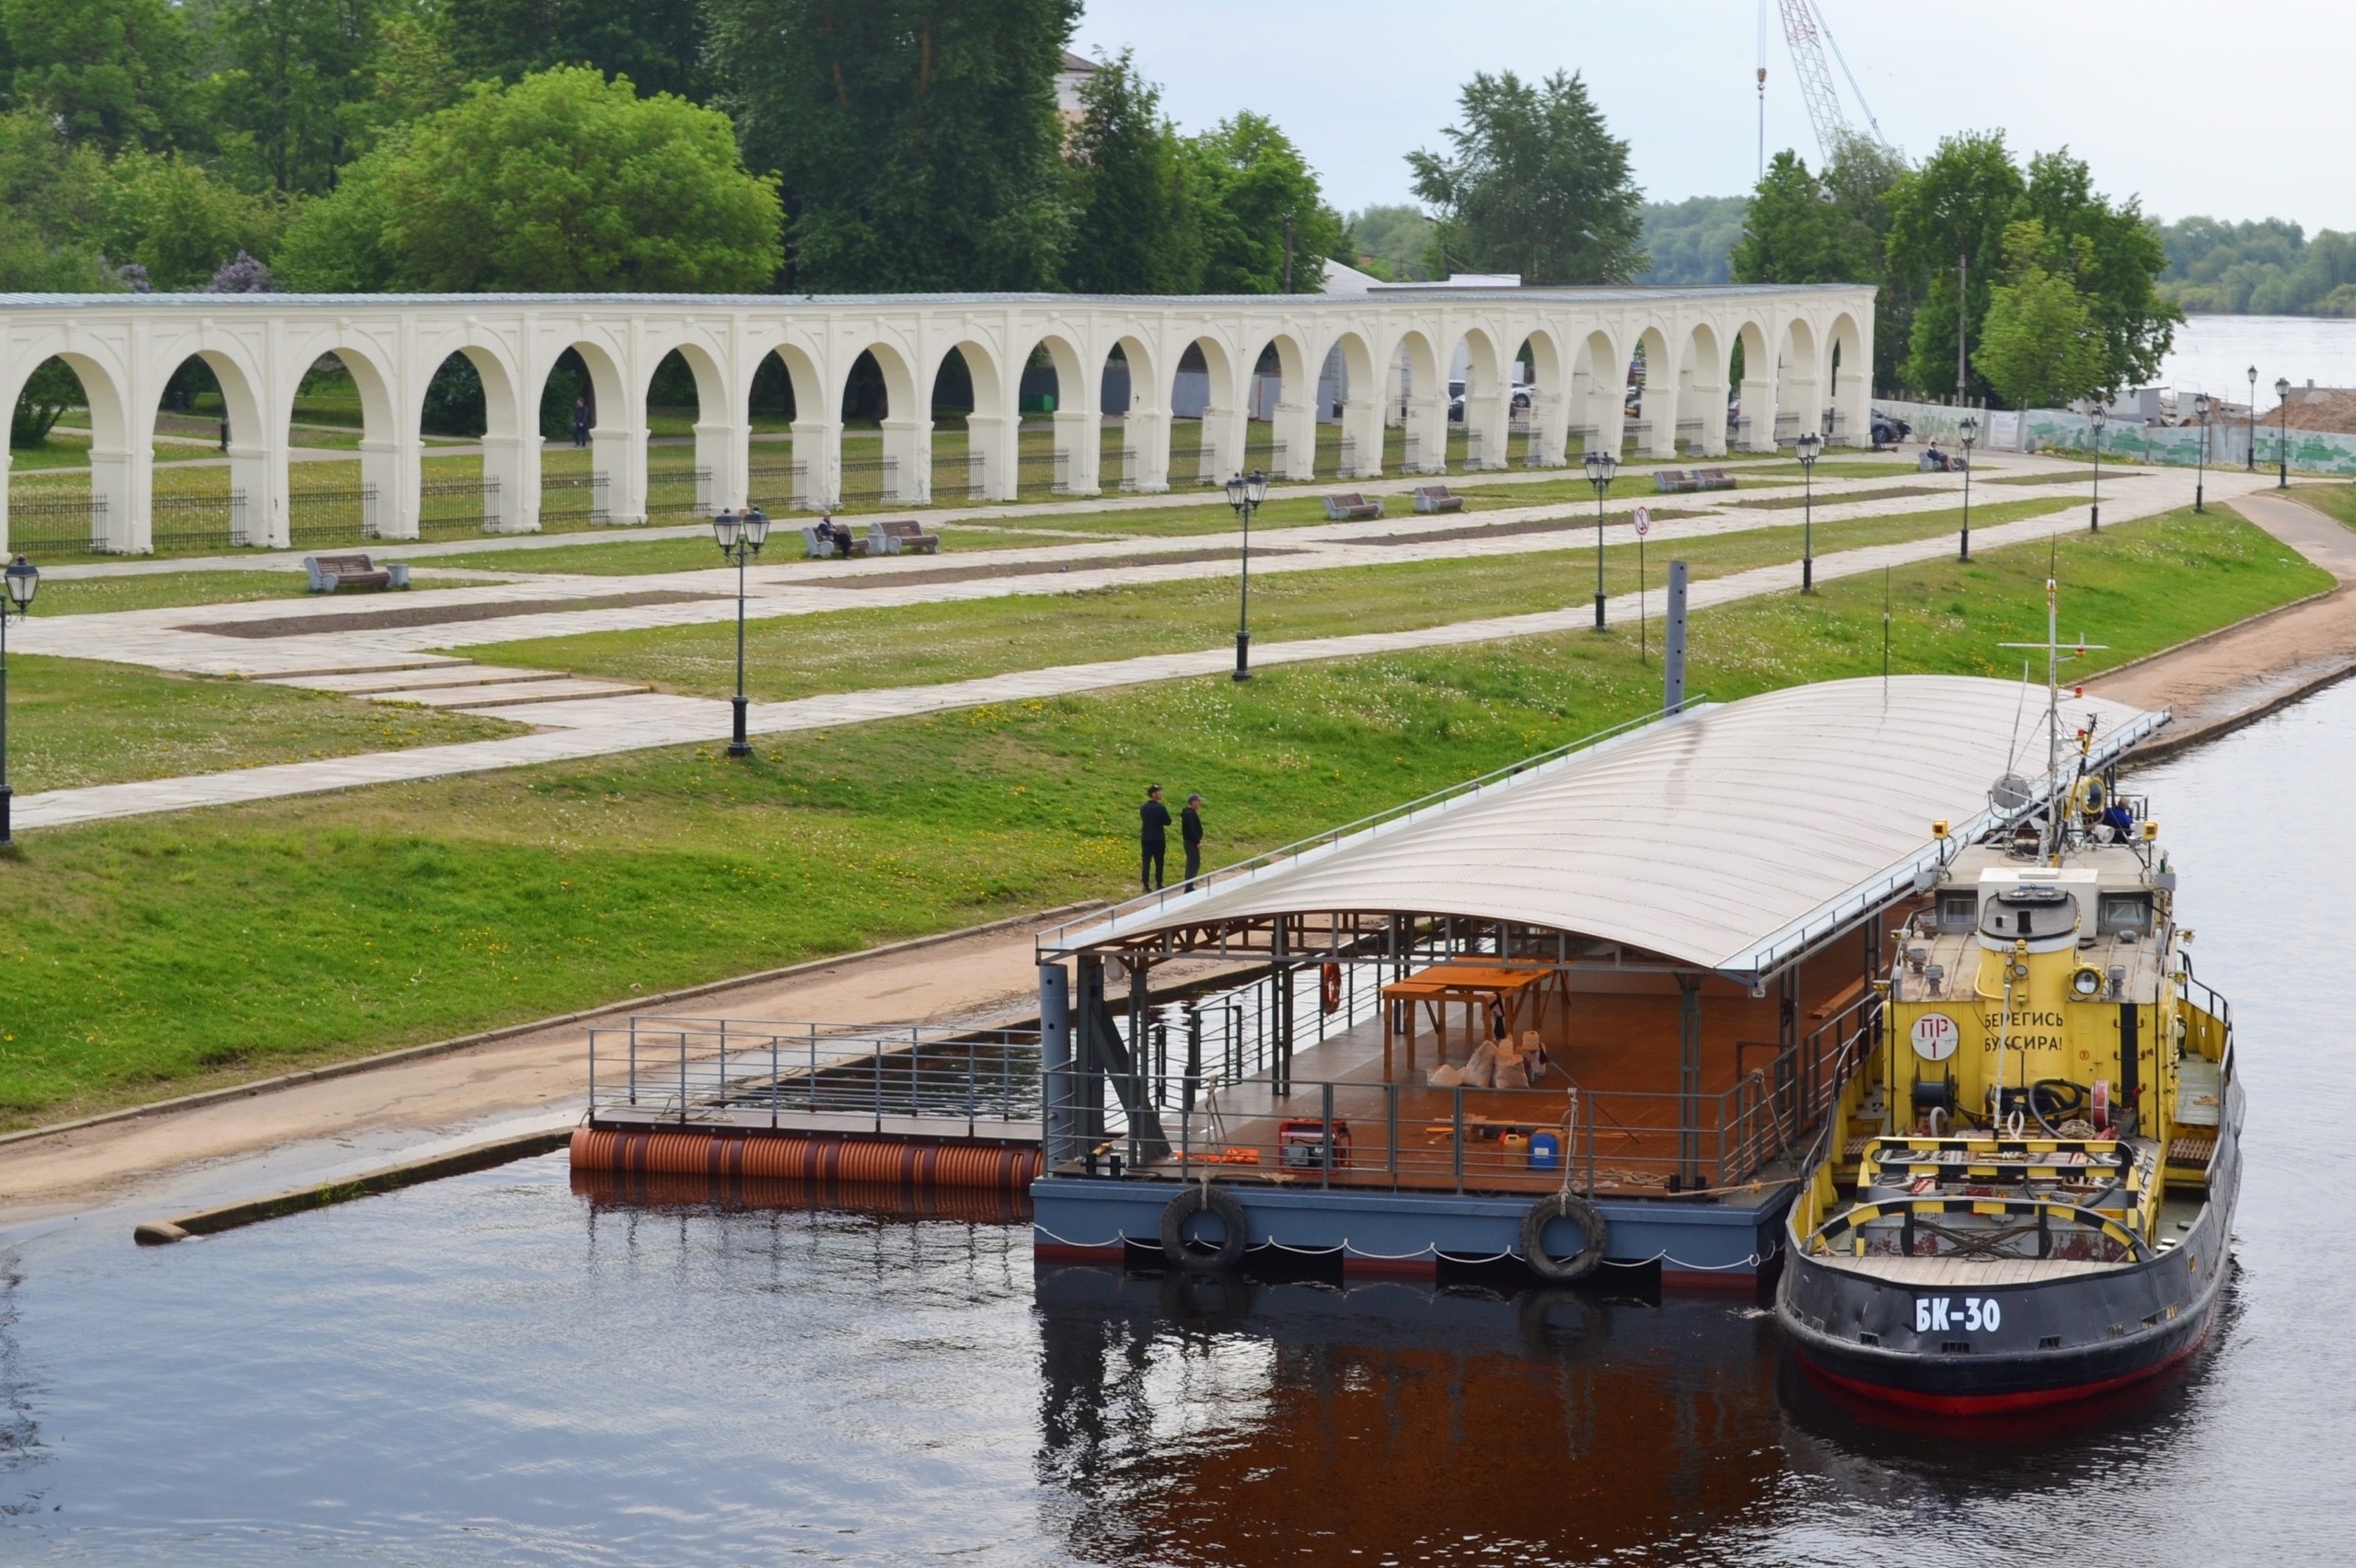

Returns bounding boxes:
[868,518,941,556]
[1692,467,1738,490]
[1652,470,1701,494]
[801,525,870,559]
[303,553,406,593]
[1410,485,1465,513]
[1321,492,1383,521]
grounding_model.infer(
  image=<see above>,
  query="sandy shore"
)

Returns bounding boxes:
[9,490,2354,1235]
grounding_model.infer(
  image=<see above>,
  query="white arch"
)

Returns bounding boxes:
[1632,323,1677,460]
[1731,318,1775,453]
[1676,322,1727,458]
[1567,328,1624,462]
[1778,316,1822,450]
[1825,310,1870,448]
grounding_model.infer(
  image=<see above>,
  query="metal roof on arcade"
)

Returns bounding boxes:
[1037,676,2165,984]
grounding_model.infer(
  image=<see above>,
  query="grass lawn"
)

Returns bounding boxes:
[2290,482,2356,527]
[473,498,2075,702]
[30,571,317,617]
[0,504,2320,1124]
[401,523,1065,577]
[6,658,525,794]
[7,434,96,472]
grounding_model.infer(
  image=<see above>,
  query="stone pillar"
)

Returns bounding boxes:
[1462,385,1511,472]
[1404,395,1448,473]
[1270,397,1316,480]
[1530,390,1570,467]
[791,418,843,510]
[1686,372,1729,457]
[591,409,644,526]
[1834,342,1872,448]
[696,413,748,513]
[1053,405,1102,495]
[1201,401,1247,488]
[1642,375,1680,460]
[226,432,287,548]
[1739,360,1778,453]
[1123,406,1171,492]
[1777,360,1820,453]
[1339,395,1385,478]
[881,415,930,504]
[481,432,534,533]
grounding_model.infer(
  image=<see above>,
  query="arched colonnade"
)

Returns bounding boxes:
[0,283,1873,553]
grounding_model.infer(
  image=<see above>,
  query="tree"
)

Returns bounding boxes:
[1064,50,1199,294]
[1886,131,2026,403]
[11,358,84,445]
[0,108,117,292]
[1182,113,1342,294]
[1731,141,1911,388]
[707,0,1077,293]
[275,66,783,292]
[1976,221,2108,409]
[207,0,398,196]
[440,0,708,103]
[1407,70,1645,283]
[94,148,281,289]
[2,0,193,153]
[1346,203,1436,282]
[2017,150,2178,392]
[1638,195,1745,285]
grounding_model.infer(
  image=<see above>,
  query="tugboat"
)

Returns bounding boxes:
[1777,583,2239,1413]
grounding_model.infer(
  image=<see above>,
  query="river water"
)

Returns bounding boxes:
[3,684,2351,1564]
[2160,312,2356,400]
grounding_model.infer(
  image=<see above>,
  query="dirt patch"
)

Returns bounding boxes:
[1349,512,1707,547]
[1732,485,1946,510]
[812,547,1303,590]
[179,590,726,639]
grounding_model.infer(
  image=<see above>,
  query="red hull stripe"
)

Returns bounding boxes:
[1796,1325,2208,1415]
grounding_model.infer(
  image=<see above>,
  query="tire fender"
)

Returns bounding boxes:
[1161,1183,1249,1273]
[1520,1193,1608,1283]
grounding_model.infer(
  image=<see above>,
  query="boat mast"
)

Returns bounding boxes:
[2043,576,2061,864]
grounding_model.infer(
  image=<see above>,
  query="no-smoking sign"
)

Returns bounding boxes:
[1634,504,1651,537]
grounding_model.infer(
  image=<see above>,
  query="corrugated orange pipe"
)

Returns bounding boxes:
[570,1126,1042,1190]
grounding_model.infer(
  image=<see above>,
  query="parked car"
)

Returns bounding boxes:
[1871,409,1911,446]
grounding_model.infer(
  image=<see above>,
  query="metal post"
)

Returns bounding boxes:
[808,1024,817,1114]
[0,596,11,847]
[1184,1006,1202,1114]
[1592,483,1608,628]
[1453,1087,1465,1194]
[628,1018,639,1107]
[729,538,751,756]
[588,1027,595,1115]
[1663,560,1689,714]
[770,1032,779,1130]
[1322,1081,1334,1191]
[677,1032,687,1126]
[1387,1081,1400,1189]
[1678,974,1703,1190]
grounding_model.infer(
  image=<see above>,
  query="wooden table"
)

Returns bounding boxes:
[1380,962,1560,1081]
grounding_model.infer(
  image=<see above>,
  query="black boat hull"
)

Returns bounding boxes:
[1775,1083,2241,1414]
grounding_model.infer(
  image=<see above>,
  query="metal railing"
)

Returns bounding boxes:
[587,1016,1042,1137]
[291,483,378,545]
[418,476,499,536]
[745,459,807,512]
[5,490,106,553]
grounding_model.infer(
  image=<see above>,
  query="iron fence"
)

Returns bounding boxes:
[417,476,499,536]
[745,460,807,513]
[5,490,105,554]
[290,483,378,547]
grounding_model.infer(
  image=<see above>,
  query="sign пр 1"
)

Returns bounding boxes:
[1911,1012,1961,1061]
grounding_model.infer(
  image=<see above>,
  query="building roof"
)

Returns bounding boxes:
[1039,676,2166,982]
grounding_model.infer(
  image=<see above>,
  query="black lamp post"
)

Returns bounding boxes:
[2277,376,2292,489]
[1583,446,1618,628]
[1958,415,1979,561]
[2194,393,2210,513]
[1225,468,1268,678]
[0,554,39,847]
[2088,401,2107,533]
[2247,365,2258,471]
[1795,430,1822,592]
[711,506,770,756]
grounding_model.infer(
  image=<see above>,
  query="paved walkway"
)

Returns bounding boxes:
[14,462,2240,834]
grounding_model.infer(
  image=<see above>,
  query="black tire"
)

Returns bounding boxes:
[1160,1184,1249,1273]
[1520,1193,1607,1283]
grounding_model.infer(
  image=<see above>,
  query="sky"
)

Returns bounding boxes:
[1072,0,2356,232]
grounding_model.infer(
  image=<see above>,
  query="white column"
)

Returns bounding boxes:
[591,375,645,526]
[881,415,931,504]
[1642,374,1680,460]
[1340,394,1385,478]
[1404,394,1448,473]
[696,410,748,513]
[1835,340,1872,447]
[1740,359,1778,453]
[791,418,842,510]
[1052,405,1101,495]
[1530,390,1570,467]
[1688,372,1729,457]
[1270,395,1315,480]
[1124,405,1170,493]
[1462,386,1511,472]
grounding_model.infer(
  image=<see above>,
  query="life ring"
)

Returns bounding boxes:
[1520,1193,1608,1283]
[1161,1183,1250,1272]
[1320,962,1342,1015]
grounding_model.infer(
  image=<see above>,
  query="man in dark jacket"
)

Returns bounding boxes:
[1181,792,1206,888]
[571,397,592,448]
[1139,785,1172,892]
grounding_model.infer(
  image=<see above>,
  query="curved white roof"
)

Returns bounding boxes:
[1049,676,2164,981]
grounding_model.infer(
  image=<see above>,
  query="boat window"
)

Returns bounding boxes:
[2099,894,2152,935]
[1979,884,2080,941]
[1937,893,1977,930]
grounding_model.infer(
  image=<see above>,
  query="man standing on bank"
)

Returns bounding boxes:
[1139,784,1172,893]
[1182,792,1206,888]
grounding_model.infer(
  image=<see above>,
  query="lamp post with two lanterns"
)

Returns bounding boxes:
[1582,446,1617,628]
[1958,415,1978,561]
[2277,376,2292,489]
[1226,468,1269,679]
[2247,365,2258,472]
[1795,429,1822,592]
[0,554,39,847]
[710,506,770,756]
[2089,402,2107,533]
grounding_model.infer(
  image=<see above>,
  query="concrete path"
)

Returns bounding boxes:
[11,468,2230,834]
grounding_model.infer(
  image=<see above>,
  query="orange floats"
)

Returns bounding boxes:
[569,1126,1042,1191]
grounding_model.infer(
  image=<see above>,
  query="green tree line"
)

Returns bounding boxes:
[2156,216,2356,317]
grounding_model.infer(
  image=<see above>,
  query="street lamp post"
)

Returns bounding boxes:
[1582,447,1618,628]
[1958,415,1979,561]
[2088,402,2107,533]
[1225,468,1268,678]
[0,555,39,847]
[1795,430,1822,592]
[2277,376,2292,489]
[2194,393,2210,513]
[710,506,770,756]
[2247,365,2258,471]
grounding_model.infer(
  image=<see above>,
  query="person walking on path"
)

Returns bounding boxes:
[1139,784,1172,893]
[1181,792,1206,888]
[571,397,592,449]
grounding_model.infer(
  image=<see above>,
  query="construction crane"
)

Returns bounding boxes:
[1761,0,1890,166]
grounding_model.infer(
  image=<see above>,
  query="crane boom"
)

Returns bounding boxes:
[1776,0,1886,162]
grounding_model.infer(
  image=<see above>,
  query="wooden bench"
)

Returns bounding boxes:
[303,553,403,593]
[1651,469,1700,494]
[1321,492,1383,521]
[868,518,941,556]
[1411,485,1464,513]
[801,524,870,559]
[1692,467,1738,490]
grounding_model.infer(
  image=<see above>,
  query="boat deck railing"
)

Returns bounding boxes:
[587,1015,1043,1138]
